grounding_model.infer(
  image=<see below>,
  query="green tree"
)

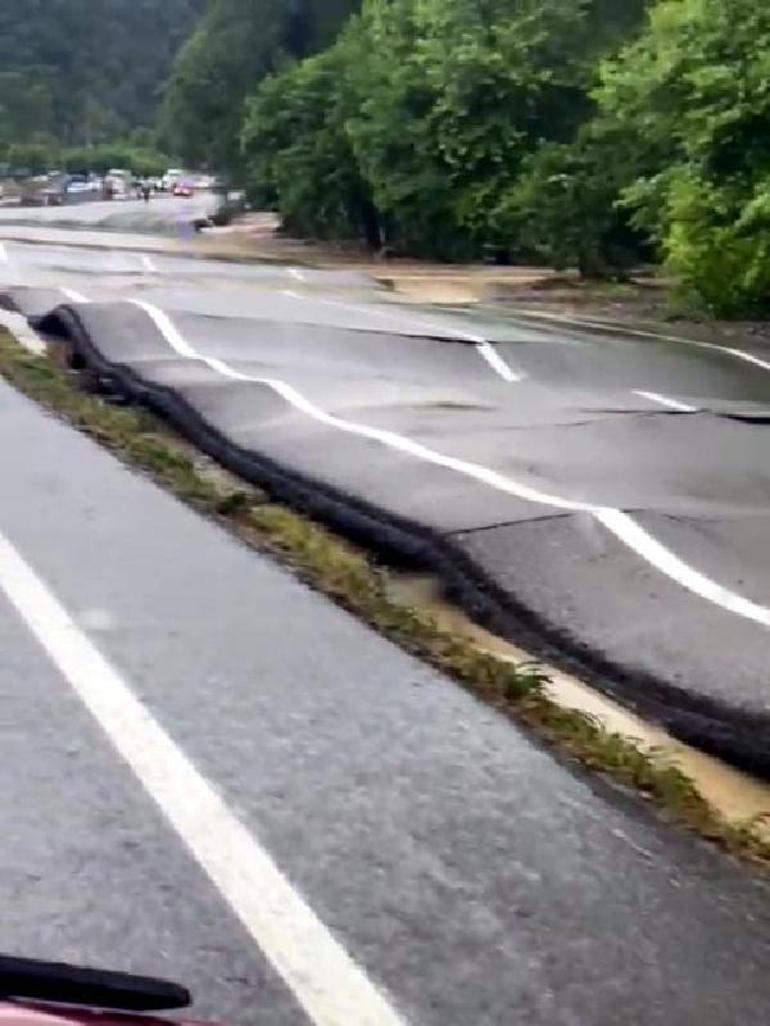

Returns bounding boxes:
[162,0,360,177]
[242,40,378,243]
[244,0,649,259]
[495,132,645,276]
[5,141,60,175]
[161,0,284,174]
[0,0,205,147]
[598,0,770,314]
[0,70,55,148]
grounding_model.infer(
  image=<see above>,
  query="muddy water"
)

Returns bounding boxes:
[386,572,770,836]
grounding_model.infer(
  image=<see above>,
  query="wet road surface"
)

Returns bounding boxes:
[0,194,216,235]
[2,335,770,1026]
[1,215,770,1022]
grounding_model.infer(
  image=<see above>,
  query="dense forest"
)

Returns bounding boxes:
[161,0,360,172]
[5,0,767,316]
[162,0,770,317]
[0,0,205,147]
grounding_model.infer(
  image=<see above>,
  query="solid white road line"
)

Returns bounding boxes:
[0,529,406,1026]
[60,287,91,304]
[130,299,770,627]
[633,389,698,413]
[130,300,590,511]
[519,307,770,374]
[476,341,522,382]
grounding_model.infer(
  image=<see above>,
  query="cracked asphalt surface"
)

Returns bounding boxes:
[2,214,770,768]
[0,207,770,1024]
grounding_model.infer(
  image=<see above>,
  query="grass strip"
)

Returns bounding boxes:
[1,330,767,864]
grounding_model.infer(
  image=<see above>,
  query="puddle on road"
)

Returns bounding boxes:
[386,572,770,837]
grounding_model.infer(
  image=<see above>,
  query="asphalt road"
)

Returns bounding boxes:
[1,210,770,1023]
[0,193,216,235]
[1,220,769,769]
[3,293,770,1025]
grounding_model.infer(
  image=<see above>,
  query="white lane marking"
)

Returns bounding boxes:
[518,307,770,374]
[595,509,770,625]
[476,341,522,382]
[130,299,770,627]
[281,288,525,381]
[130,300,591,511]
[0,310,46,355]
[60,287,90,303]
[0,529,406,1026]
[632,390,698,413]
[0,242,9,263]
[288,267,305,281]
[140,254,157,273]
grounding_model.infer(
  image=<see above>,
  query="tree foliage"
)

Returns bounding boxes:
[241,0,649,259]
[242,43,376,242]
[0,0,205,147]
[597,0,770,314]
[162,0,359,176]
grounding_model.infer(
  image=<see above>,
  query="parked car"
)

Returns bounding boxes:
[161,168,186,192]
[172,180,194,198]
[103,169,131,200]
[19,174,66,206]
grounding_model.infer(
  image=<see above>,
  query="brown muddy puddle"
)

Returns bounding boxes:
[386,572,770,837]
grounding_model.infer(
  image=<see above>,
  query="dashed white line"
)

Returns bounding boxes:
[633,390,698,413]
[130,299,770,627]
[60,287,90,304]
[0,528,406,1026]
[288,267,305,281]
[0,310,45,355]
[280,289,525,380]
[0,242,9,263]
[140,254,157,273]
[476,341,523,382]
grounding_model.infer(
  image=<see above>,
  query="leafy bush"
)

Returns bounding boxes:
[242,43,378,243]
[240,0,650,260]
[495,132,647,276]
[598,0,770,313]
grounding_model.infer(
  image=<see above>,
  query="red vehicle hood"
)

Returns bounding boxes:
[0,1003,213,1026]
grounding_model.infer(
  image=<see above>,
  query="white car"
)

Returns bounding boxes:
[161,168,186,191]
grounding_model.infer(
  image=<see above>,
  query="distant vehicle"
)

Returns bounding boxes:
[19,174,66,206]
[161,168,186,191]
[66,180,99,195]
[103,169,131,200]
[172,180,194,198]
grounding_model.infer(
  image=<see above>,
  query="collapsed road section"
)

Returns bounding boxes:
[7,284,770,773]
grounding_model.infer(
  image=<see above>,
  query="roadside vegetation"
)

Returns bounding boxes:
[1,328,768,864]
[164,0,770,318]
[0,1,204,150]
[0,2,203,183]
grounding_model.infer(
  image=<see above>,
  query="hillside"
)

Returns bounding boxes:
[0,0,206,146]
